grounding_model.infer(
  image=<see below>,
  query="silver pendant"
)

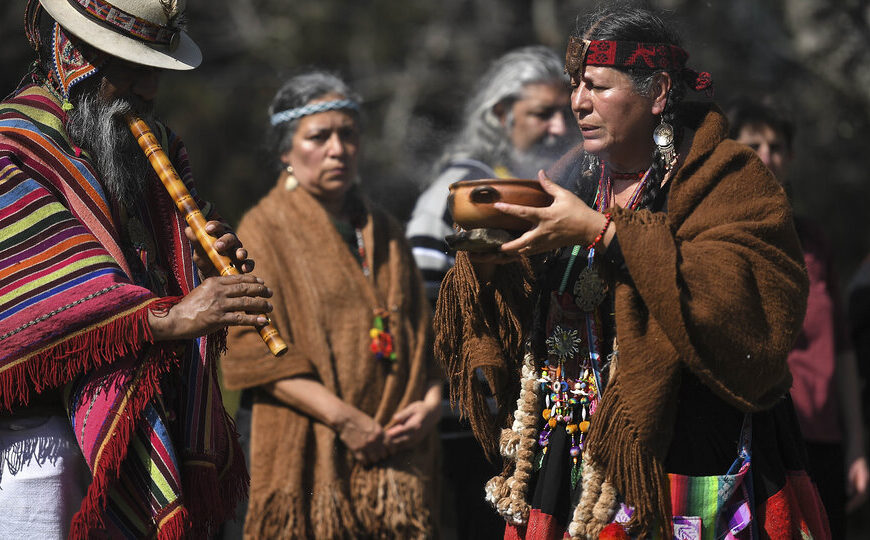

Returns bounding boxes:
[573,266,607,311]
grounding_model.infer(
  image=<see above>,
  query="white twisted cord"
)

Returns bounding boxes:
[270,99,359,125]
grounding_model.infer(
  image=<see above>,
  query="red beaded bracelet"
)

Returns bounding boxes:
[586,212,613,251]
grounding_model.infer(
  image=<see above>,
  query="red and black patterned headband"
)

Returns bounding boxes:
[565,36,713,93]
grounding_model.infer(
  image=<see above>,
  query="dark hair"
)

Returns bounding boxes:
[571,4,686,208]
[725,96,794,151]
[266,70,361,171]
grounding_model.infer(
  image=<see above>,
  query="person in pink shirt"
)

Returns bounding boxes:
[728,97,869,535]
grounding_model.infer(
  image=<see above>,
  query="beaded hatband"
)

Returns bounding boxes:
[68,0,181,48]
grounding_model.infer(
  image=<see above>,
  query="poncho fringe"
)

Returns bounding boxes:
[62,298,184,537]
[0,297,172,411]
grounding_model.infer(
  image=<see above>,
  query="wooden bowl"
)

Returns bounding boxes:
[448,178,553,232]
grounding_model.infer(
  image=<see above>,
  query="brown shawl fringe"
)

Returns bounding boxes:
[433,251,533,457]
[245,464,433,539]
[587,376,672,539]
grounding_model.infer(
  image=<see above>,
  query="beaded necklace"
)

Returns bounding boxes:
[354,227,397,363]
[354,228,371,278]
[597,164,649,209]
[536,163,651,486]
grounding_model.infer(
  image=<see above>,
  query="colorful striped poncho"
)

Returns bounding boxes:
[0,85,247,538]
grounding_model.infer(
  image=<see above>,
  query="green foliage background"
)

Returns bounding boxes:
[2,0,869,282]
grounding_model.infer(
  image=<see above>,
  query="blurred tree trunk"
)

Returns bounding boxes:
[782,0,870,123]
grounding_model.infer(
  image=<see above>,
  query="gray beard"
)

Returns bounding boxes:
[66,94,155,209]
[508,134,575,179]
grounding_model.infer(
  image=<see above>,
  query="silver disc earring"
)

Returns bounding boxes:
[653,118,676,170]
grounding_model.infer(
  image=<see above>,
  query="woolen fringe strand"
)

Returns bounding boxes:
[587,376,672,539]
[0,297,173,411]
[245,464,433,539]
[433,252,532,457]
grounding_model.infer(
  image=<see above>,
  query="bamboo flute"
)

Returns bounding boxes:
[127,114,288,357]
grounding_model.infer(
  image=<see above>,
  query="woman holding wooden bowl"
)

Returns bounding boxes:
[435,5,828,539]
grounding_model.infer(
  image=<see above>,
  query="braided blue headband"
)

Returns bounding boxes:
[270,99,360,126]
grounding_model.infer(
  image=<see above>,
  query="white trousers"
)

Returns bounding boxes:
[0,414,90,540]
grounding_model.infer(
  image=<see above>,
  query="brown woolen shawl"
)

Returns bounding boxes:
[434,103,808,537]
[434,249,536,459]
[221,181,439,539]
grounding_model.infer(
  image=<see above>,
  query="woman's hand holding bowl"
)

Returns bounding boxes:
[496,170,607,256]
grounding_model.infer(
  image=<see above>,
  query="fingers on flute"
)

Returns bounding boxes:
[200,275,275,327]
[225,311,270,327]
[215,275,273,298]
[205,222,238,242]
[213,232,241,252]
[224,277,274,327]
[204,220,230,235]
[219,296,273,327]
[214,274,264,284]
[237,259,255,273]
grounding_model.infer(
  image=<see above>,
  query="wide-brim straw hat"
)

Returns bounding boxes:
[39,0,201,70]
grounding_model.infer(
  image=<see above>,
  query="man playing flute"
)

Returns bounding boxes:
[0,1,273,537]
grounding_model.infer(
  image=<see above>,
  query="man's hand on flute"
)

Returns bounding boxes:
[147,275,273,340]
[185,220,254,277]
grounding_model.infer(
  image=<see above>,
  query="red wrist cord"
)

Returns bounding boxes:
[586,212,613,251]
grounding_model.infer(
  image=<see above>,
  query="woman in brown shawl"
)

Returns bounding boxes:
[222,71,441,539]
[435,5,828,540]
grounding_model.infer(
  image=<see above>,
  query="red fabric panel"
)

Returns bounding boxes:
[504,508,568,540]
[759,471,831,540]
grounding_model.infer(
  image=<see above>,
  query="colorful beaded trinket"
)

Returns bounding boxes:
[536,323,600,487]
[369,310,397,362]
